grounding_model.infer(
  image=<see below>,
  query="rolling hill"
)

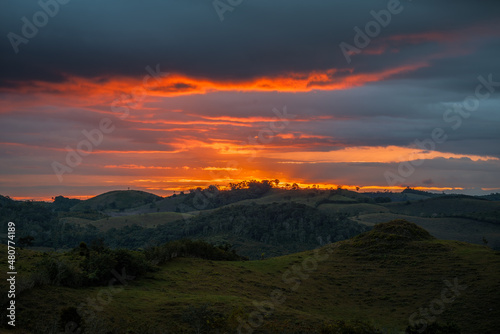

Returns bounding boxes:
[352,213,500,250]
[2,220,499,333]
[382,196,500,221]
[74,211,193,231]
[52,188,500,255]
[97,202,371,259]
[70,190,163,212]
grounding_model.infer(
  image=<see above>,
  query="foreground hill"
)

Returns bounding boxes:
[2,220,499,333]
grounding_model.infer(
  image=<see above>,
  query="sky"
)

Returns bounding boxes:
[1,0,499,200]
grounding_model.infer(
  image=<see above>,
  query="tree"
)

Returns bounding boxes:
[79,241,89,257]
[90,238,108,253]
[18,235,34,248]
[207,184,219,193]
[483,236,489,247]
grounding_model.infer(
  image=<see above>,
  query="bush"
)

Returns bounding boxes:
[81,247,153,285]
[82,251,118,285]
[31,245,153,288]
[113,248,153,277]
[34,256,82,287]
[144,239,248,265]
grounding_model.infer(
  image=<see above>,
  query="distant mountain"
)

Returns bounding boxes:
[70,190,162,212]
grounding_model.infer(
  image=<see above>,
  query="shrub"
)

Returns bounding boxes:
[113,248,153,277]
[34,256,82,287]
[144,239,248,265]
[82,251,117,285]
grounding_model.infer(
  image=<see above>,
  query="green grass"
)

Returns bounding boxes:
[5,221,500,333]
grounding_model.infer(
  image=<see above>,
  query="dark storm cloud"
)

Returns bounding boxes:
[1,0,499,86]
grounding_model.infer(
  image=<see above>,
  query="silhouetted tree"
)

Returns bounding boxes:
[18,235,34,248]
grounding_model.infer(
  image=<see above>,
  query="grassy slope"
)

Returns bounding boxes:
[352,212,500,250]
[317,203,388,216]
[61,191,500,253]
[4,222,500,333]
[133,189,368,215]
[70,212,193,231]
[383,197,500,218]
[123,193,190,214]
[58,190,500,257]
[198,190,367,216]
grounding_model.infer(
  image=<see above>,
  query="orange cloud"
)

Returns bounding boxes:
[2,62,429,99]
[104,164,174,170]
[270,146,499,163]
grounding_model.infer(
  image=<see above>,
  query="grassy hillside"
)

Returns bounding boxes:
[75,212,193,231]
[353,213,500,250]
[383,197,500,222]
[128,187,370,215]
[124,192,192,214]
[70,190,162,212]
[317,202,389,216]
[2,220,499,333]
[126,202,370,259]
[4,187,500,258]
